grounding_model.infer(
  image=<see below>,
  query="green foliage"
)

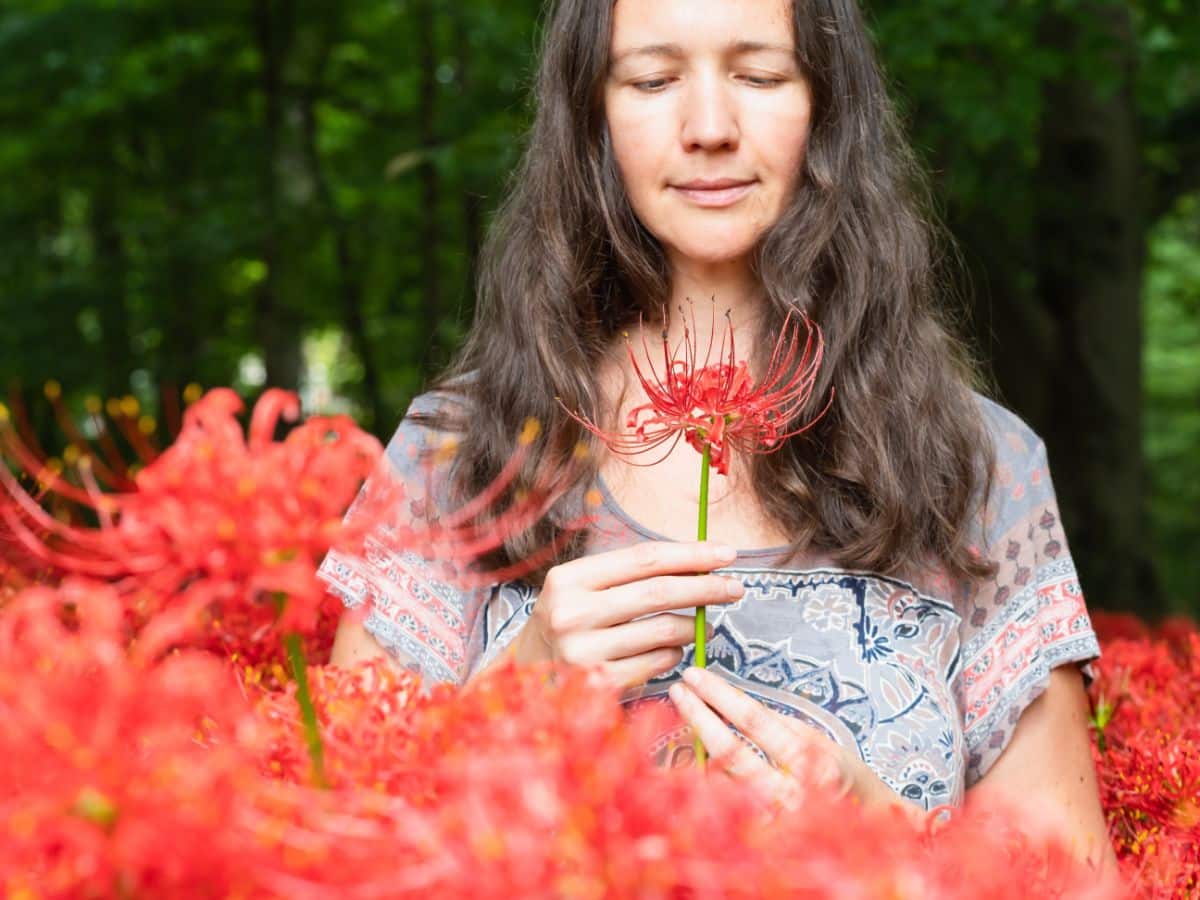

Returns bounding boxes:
[0,0,1195,614]
[0,0,542,431]
[1144,194,1200,614]
[867,0,1051,218]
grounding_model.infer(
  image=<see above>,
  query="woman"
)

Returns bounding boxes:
[321,0,1116,872]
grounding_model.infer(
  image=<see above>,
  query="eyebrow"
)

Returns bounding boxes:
[609,40,795,67]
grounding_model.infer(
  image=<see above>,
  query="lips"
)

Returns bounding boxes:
[671,179,756,208]
[675,178,754,190]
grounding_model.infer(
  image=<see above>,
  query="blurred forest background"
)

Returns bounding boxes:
[0,1,1195,617]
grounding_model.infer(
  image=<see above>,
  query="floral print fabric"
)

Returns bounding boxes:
[317,391,1101,811]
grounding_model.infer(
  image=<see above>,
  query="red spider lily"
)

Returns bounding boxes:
[561,301,832,476]
[1085,619,1200,897]
[6,384,1185,897]
[559,301,833,762]
[0,580,279,897]
[1090,609,1154,645]
[0,388,583,665]
[1097,731,1200,898]
[0,388,381,660]
[0,582,1131,898]
[0,386,589,786]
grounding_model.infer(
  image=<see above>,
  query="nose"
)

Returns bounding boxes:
[679,69,740,152]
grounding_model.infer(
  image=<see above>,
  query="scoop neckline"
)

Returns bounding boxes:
[593,470,793,558]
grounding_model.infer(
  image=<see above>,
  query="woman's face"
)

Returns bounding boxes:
[604,0,812,274]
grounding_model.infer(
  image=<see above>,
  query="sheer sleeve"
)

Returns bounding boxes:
[317,390,488,684]
[954,397,1102,788]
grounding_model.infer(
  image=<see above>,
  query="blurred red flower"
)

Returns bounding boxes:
[0,389,380,653]
[0,579,276,897]
[0,389,577,669]
[1086,618,1200,898]
[0,578,1140,899]
[247,657,1119,899]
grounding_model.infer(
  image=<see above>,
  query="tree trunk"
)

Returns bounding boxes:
[253,0,303,392]
[90,173,132,400]
[453,8,484,313]
[159,121,204,396]
[1030,4,1151,614]
[416,0,442,379]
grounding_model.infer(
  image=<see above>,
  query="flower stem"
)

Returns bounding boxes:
[285,632,327,788]
[694,442,711,766]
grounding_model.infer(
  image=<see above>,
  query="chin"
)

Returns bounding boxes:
[667,235,760,265]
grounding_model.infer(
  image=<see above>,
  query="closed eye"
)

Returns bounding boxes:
[632,75,786,92]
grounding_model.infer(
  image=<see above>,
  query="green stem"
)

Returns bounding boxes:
[285,631,327,788]
[694,442,711,767]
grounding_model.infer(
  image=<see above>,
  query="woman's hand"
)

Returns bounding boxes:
[668,666,924,825]
[506,541,746,688]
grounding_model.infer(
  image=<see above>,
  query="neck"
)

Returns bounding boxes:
[659,255,769,366]
[600,256,773,411]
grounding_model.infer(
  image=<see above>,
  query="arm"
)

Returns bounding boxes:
[963,664,1117,874]
[320,389,482,684]
[329,611,421,675]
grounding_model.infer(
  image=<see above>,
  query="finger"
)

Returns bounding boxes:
[550,541,737,593]
[589,574,745,629]
[669,682,808,814]
[681,668,845,791]
[599,647,684,689]
[680,666,808,763]
[565,614,713,663]
[667,682,772,780]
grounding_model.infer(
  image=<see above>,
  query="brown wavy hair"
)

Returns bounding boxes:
[415,0,999,588]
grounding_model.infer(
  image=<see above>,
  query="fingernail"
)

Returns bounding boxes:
[683,666,703,685]
[726,579,745,598]
[711,544,737,561]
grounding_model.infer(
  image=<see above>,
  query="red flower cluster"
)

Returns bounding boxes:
[0,389,383,664]
[0,389,572,672]
[248,657,1118,899]
[0,580,1128,898]
[561,301,831,475]
[1088,611,1200,898]
[0,384,1194,898]
[0,580,275,897]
